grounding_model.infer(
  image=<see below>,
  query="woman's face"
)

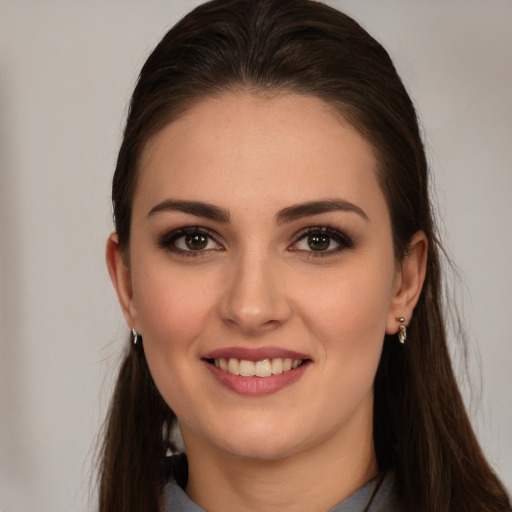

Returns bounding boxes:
[114,93,408,461]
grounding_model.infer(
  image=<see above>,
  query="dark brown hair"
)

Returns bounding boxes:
[99,1,511,511]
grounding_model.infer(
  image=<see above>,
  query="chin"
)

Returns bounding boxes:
[223,441,301,462]
[208,423,310,462]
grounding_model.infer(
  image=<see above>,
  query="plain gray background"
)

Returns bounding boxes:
[0,1,510,511]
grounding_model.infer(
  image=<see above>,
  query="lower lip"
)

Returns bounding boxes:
[204,361,310,396]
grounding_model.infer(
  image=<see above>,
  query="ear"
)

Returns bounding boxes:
[105,233,137,329]
[386,231,428,335]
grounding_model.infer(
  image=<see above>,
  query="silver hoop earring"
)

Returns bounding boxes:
[395,317,407,344]
[132,328,142,346]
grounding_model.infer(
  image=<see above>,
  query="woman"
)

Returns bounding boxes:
[99,0,511,510]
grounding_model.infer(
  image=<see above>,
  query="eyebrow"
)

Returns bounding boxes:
[275,199,369,224]
[147,198,368,224]
[147,199,230,222]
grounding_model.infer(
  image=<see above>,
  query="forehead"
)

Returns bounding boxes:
[136,92,384,218]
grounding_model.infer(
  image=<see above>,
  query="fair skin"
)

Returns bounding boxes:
[107,92,427,512]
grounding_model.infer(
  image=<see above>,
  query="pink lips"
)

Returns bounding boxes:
[202,346,310,361]
[201,346,312,396]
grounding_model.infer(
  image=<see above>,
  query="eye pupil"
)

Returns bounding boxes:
[308,234,330,251]
[185,233,208,250]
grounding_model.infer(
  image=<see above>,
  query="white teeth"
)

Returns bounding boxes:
[227,358,240,375]
[239,360,255,376]
[255,359,272,377]
[270,358,283,375]
[213,357,303,377]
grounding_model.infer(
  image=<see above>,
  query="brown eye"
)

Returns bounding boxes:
[185,233,208,250]
[307,234,331,251]
[159,227,222,255]
[291,227,353,256]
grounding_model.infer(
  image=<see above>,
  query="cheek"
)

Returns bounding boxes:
[295,260,395,357]
[130,263,222,419]
[131,259,219,348]
[298,266,393,418]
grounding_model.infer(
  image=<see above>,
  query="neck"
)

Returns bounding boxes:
[181,405,377,512]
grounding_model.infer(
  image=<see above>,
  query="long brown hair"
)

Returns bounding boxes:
[98,1,511,510]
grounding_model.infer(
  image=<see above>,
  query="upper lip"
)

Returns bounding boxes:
[201,346,312,362]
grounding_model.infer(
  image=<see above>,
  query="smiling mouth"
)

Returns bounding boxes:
[206,357,305,377]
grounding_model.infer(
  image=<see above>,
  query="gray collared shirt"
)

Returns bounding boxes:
[163,473,402,511]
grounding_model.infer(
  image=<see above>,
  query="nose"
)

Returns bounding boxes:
[219,252,292,335]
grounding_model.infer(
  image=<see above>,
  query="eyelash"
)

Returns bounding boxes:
[157,225,354,258]
[158,226,222,257]
[290,226,354,257]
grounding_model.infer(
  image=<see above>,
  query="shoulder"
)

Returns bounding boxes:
[163,480,205,512]
[369,473,404,512]
[329,473,404,512]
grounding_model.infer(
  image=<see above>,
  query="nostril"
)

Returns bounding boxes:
[218,268,293,333]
